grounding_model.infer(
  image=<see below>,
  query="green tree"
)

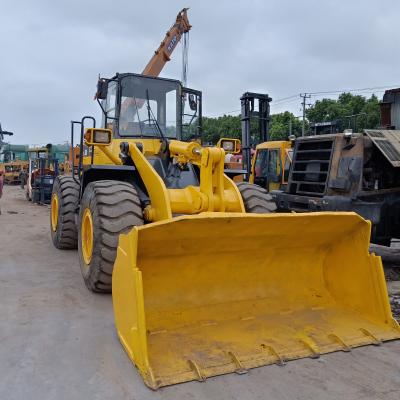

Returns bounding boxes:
[202,115,241,144]
[305,92,380,132]
[202,111,302,144]
[270,111,303,139]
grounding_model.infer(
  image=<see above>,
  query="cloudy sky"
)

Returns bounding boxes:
[1,0,400,144]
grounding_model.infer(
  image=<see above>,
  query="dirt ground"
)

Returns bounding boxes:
[1,185,400,400]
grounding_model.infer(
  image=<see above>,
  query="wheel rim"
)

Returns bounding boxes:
[51,193,59,232]
[81,208,94,265]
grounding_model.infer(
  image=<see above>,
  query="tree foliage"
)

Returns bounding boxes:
[305,93,380,131]
[202,92,381,144]
[202,111,302,144]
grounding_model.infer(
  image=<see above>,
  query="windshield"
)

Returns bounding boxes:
[255,149,275,178]
[118,76,179,138]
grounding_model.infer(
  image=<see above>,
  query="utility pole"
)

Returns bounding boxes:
[289,117,292,136]
[300,93,311,136]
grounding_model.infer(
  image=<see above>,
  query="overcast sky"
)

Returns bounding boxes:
[1,0,400,144]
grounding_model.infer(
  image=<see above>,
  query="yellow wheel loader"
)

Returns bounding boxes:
[50,73,400,389]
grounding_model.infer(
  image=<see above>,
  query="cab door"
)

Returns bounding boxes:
[253,148,282,192]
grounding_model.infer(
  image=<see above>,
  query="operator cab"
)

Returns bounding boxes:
[97,73,202,142]
[251,141,293,192]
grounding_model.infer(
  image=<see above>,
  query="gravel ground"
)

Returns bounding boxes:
[1,185,400,400]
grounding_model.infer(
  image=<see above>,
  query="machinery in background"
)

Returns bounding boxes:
[249,139,293,191]
[274,130,400,246]
[0,123,13,146]
[216,138,241,155]
[380,88,400,129]
[26,146,60,204]
[48,143,70,173]
[141,8,191,78]
[218,92,293,194]
[216,138,245,181]
[0,164,3,200]
[217,92,274,182]
[0,123,12,205]
[0,125,29,185]
[67,145,81,174]
[3,161,28,184]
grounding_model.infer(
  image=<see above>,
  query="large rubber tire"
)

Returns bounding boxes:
[50,176,80,249]
[78,180,144,293]
[237,182,277,213]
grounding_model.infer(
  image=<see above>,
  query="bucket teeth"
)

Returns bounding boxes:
[359,328,382,345]
[188,359,206,382]
[328,333,351,352]
[299,336,320,359]
[261,344,286,366]
[227,351,247,374]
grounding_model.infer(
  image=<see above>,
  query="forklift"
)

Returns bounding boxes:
[26,146,59,204]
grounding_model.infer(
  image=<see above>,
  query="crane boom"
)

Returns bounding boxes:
[142,8,191,77]
[0,124,13,145]
[119,8,191,116]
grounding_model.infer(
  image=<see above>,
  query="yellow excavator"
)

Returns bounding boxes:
[49,11,399,391]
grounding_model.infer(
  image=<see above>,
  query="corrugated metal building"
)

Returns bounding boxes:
[380,88,400,129]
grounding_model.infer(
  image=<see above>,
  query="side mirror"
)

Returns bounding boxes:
[95,79,108,100]
[84,128,112,146]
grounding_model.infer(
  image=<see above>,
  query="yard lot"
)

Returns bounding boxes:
[1,185,400,400]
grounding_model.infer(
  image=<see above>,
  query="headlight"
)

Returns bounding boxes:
[93,130,111,143]
[222,141,234,151]
[84,128,112,146]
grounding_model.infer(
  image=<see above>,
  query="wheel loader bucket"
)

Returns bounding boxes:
[112,212,400,389]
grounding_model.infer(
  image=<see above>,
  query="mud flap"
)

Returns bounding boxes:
[112,212,400,389]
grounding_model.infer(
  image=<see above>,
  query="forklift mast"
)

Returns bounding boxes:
[240,92,272,180]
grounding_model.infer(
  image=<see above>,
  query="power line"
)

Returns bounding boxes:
[205,84,400,118]
[272,98,302,108]
[308,84,400,96]
[310,89,387,99]
[206,109,241,118]
[274,94,299,104]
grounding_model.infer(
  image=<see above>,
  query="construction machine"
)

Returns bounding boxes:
[274,130,400,246]
[250,139,293,191]
[2,161,28,184]
[218,92,285,208]
[48,72,400,388]
[48,11,399,390]
[26,146,59,204]
[237,91,294,192]
[67,145,81,174]
[0,126,29,185]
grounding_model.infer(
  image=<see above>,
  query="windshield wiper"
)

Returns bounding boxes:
[131,96,144,137]
[145,89,167,143]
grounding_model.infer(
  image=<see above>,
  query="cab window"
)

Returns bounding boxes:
[254,150,268,178]
[283,149,293,182]
[255,149,280,177]
[268,149,279,176]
